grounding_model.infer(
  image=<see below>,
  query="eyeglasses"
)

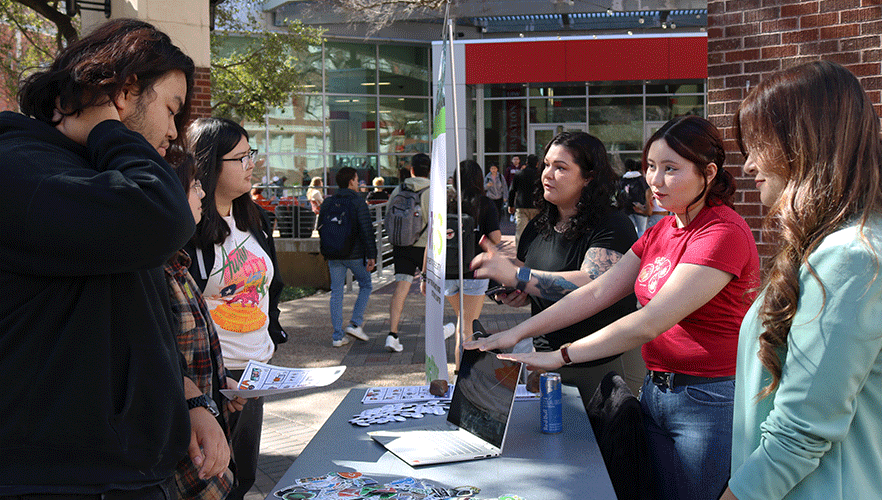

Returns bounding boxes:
[193,179,203,193]
[222,149,259,170]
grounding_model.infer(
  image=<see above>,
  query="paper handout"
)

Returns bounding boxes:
[220,360,346,399]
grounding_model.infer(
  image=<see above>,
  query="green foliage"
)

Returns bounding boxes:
[0,0,76,108]
[211,0,323,121]
[279,285,318,302]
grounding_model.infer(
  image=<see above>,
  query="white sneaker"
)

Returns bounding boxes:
[385,334,403,352]
[332,336,351,348]
[345,324,369,341]
[443,323,456,339]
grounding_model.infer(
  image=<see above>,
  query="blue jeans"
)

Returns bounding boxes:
[328,259,373,341]
[639,375,734,500]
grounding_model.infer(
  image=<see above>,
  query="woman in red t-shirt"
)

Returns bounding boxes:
[468,116,760,500]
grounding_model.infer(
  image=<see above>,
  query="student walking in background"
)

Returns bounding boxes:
[723,61,882,500]
[185,117,287,500]
[319,166,376,347]
[385,153,431,352]
[423,159,501,371]
[508,154,540,244]
[484,163,508,219]
[469,116,760,500]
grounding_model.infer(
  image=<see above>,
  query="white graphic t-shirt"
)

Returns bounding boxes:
[203,214,275,369]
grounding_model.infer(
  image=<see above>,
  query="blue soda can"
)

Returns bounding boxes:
[540,372,563,434]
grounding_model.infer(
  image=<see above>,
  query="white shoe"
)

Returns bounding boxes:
[443,323,456,339]
[345,324,369,341]
[332,336,351,348]
[385,334,403,352]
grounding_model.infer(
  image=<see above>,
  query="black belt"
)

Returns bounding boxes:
[649,371,734,390]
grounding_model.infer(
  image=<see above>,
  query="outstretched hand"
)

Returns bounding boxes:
[463,327,523,352]
[497,350,564,373]
[470,235,519,284]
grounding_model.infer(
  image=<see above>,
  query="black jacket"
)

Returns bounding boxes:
[0,112,194,492]
[508,165,540,209]
[183,209,287,345]
[322,188,378,263]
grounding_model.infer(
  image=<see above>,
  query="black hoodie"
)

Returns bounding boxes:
[0,112,195,493]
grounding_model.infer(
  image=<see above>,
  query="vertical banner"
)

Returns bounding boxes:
[423,21,450,383]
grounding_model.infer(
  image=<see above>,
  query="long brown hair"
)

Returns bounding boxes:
[735,60,882,398]
[19,18,195,145]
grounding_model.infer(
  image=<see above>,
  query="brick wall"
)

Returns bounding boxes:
[190,66,212,120]
[706,0,882,262]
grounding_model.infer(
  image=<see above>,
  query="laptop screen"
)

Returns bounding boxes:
[447,348,522,448]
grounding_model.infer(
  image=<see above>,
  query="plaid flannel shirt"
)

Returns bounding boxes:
[165,250,234,500]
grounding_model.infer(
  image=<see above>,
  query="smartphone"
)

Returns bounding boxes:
[485,285,516,305]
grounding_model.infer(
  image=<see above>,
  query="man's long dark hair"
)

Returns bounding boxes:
[532,131,617,240]
[187,117,263,247]
[18,18,195,146]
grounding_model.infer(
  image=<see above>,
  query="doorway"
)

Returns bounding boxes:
[528,123,589,156]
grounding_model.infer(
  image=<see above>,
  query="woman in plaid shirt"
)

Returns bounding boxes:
[166,150,247,499]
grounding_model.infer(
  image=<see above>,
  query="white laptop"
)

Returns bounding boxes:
[369,321,523,466]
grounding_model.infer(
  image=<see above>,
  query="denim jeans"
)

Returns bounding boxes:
[328,259,373,341]
[639,374,734,500]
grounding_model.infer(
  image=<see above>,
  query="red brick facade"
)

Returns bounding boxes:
[706,0,882,262]
[190,66,212,120]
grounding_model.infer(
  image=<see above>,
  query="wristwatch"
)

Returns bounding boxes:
[187,394,220,417]
[515,266,532,292]
[560,343,574,365]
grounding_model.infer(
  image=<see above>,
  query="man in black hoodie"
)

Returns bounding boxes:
[0,19,225,497]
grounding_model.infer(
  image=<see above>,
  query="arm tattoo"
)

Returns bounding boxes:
[580,247,624,280]
[535,272,579,301]
[533,247,624,301]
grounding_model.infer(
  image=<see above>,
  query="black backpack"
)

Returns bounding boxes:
[445,212,477,279]
[318,194,356,259]
[618,176,648,214]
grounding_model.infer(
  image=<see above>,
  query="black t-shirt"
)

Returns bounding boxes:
[517,209,638,367]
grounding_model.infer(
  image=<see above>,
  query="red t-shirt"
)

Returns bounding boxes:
[631,205,760,377]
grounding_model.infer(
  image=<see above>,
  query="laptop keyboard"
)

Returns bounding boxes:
[418,427,488,457]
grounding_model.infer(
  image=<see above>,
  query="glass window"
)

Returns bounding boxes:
[646,82,705,94]
[645,95,705,122]
[327,97,377,153]
[325,41,377,94]
[530,97,586,123]
[378,45,430,96]
[377,97,431,156]
[589,96,643,152]
[528,85,585,97]
[588,82,643,96]
[484,85,526,98]
[378,154,418,187]
[483,99,527,153]
[251,95,326,154]
[330,155,378,185]
[262,154,326,195]
[294,45,323,90]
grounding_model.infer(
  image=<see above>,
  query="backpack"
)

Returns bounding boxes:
[618,175,648,213]
[318,194,356,259]
[445,212,476,279]
[384,184,429,246]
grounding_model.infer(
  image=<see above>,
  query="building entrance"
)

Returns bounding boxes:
[528,123,588,155]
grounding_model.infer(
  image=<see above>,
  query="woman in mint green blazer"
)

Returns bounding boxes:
[724,60,882,500]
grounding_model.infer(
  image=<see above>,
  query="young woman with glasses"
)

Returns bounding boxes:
[183,117,287,500]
